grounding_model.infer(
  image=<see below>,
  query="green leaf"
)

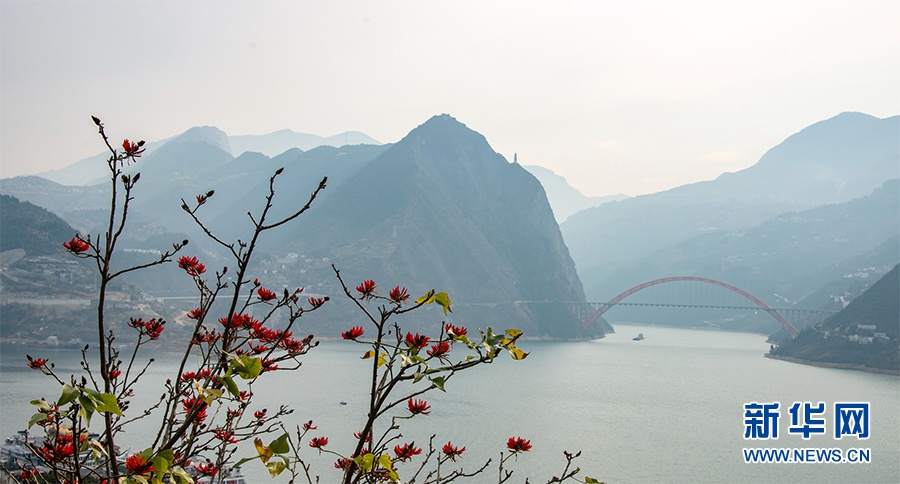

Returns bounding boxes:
[430,376,446,392]
[584,478,604,484]
[413,371,425,383]
[223,375,240,398]
[354,453,375,472]
[58,384,79,406]
[78,394,97,427]
[232,355,262,380]
[169,466,193,484]
[95,392,123,416]
[30,398,51,411]
[376,353,389,368]
[433,291,452,315]
[27,412,49,429]
[269,432,290,454]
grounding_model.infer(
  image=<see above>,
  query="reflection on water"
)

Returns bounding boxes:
[2,324,898,483]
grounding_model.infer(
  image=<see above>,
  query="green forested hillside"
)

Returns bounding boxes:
[1,194,76,256]
[770,264,899,372]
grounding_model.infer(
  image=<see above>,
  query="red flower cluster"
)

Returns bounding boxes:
[125,453,156,476]
[180,368,212,383]
[303,420,317,431]
[26,355,48,370]
[341,326,364,340]
[389,286,410,303]
[353,430,370,443]
[257,287,277,302]
[194,462,218,477]
[127,317,166,340]
[442,441,466,461]
[334,458,354,470]
[177,256,206,276]
[122,139,145,157]
[407,398,430,416]
[506,436,532,453]
[309,436,329,448]
[394,442,422,461]
[446,323,467,338]
[427,341,450,359]
[62,236,90,254]
[186,307,205,320]
[214,429,238,444]
[37,434,76,462]
[308,297,327,308]
[254,409,267,422]
[356,279,376,299]
[405,332,430,349]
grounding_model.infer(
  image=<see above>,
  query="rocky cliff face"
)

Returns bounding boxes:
[288,115,598,337]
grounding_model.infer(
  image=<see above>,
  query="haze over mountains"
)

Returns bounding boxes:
[1,114,596,338]
[1,111,897,340]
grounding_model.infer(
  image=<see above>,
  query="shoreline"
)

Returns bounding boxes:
[764,353,900,376]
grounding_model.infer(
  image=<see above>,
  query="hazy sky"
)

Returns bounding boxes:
[1,1,897,197]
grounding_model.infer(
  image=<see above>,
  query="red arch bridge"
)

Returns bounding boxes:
[569,277,838,337]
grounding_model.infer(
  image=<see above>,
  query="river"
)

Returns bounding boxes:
[1,323,898,483]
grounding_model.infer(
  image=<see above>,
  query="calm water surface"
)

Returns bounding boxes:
[1,324,898,483]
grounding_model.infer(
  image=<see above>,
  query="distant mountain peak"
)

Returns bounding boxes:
[173,126,231,153]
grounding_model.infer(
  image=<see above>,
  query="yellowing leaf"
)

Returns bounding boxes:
[254,438,274,464]
[194,380,224,405]
[266,457,288,478]
[505,329,523,338]
[376,353,389,368]
[361,350,375,359]
[508,346,530,360]
[415,291,435,305]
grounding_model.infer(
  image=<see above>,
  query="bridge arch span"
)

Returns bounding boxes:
[582,277,799,337]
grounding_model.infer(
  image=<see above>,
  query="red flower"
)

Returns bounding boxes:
[309,436,328,448]
[254,409,267,422]
[108,368,121,379]
[122,139,145,157]
[506,436,532,453]
[356,280,377,299]
[354,431,370,443]
[389,286,410,303]
[446,323,467,338]
[405,332,430,349]
[427,341,450,359]
[308,297,327,308]
[407,398,430,416]
[194,462,218,477]
[63,236,90,254]
[128,317,165,340]
[125,453,156,476]
[394,442,422,461]
[26,355,48,370]
[302,420,317,431]
[214,429,237,444]
[334,458,354,470]
[341,326,364,340]
[177,256,206,276]
[442,441,466,461]
[257,287,277,302]
[186,307,205,320]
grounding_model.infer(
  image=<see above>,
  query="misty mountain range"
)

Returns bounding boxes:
[1,111,898,338]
